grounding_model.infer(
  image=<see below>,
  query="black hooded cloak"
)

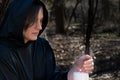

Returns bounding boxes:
[0,0,67,80]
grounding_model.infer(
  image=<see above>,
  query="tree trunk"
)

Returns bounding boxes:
[53,0,65,34]
[85,0,98,55]
[66,0,81,29]
[118,0,120,36]
[119,0,120,11]
[102,0,110,20]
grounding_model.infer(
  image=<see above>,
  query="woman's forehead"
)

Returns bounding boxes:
[37,8,43,20]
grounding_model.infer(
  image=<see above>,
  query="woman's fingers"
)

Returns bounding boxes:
[74,55,94,73]
[83,59,94,73]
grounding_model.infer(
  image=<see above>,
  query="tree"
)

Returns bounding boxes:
[118,0,120,36]
[119,0,120,12]
[66,0,82,30]
[85,0,98,55]
[102,0,110,20]
[53,0,65,34]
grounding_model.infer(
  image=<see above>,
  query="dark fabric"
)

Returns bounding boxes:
[0,0,67,80]
[0,0,48,47]
[0,38,67,80]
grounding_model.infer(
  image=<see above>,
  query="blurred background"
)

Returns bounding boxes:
[0,0,120,79]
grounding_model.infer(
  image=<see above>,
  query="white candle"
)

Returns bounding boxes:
[73,72,89,80]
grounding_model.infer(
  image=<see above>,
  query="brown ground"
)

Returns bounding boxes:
[44,33,120,80]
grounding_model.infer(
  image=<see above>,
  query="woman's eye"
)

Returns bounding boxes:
[40,20,43,24]
[40,19,43,23]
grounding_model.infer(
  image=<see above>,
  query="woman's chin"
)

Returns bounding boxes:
[31,37,38,41]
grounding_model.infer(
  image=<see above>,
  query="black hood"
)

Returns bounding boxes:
[0,0,48,47]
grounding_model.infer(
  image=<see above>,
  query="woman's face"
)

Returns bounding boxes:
[23,8,43,43]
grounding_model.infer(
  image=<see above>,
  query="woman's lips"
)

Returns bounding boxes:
[32,32,39,36]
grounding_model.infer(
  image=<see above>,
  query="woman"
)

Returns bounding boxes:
[0,0,94,80]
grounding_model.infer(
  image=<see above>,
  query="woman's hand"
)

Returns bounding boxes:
[68,55,94,80]
[74,55,94,73]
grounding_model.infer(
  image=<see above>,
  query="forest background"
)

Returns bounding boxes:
[0,0,120,80]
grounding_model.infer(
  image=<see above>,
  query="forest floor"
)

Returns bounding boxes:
[41,21,120,79]
[44,31,120,80]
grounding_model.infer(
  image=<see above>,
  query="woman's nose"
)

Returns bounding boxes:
[36,23,42,30]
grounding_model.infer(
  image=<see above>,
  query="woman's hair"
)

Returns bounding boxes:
[24,4,43,30]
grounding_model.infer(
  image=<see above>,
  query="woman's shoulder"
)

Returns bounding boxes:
[0,44,11,59]
[0,44,11,52]
[36,37,50,45]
